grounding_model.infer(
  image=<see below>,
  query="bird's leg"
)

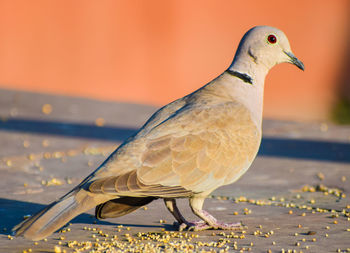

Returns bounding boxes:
[164,198,187,224]
[185,197,242,231]
[164,198,209,231]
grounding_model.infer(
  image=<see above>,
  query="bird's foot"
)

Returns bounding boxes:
[211,221,243,230]
[175,220,243,231]
[175,220,211,231]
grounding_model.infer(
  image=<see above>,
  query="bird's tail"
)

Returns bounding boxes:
[12,189,109,241]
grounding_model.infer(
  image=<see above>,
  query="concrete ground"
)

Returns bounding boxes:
[0,89,349,253]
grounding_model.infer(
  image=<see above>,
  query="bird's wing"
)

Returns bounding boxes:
[87,101,260,197]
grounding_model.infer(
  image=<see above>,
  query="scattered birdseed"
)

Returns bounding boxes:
[23,140,30,148]
[317,172,325,180]
[95,117,105,127]
[42,139,50,147]
[42,104,53,115]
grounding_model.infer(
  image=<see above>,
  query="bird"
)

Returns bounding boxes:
[13,26,304,241]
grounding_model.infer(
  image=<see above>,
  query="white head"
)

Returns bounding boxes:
[230,26,304,77]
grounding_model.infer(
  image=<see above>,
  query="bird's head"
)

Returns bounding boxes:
[232,26,304,73]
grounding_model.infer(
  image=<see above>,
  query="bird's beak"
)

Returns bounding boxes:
[284,51,304,71]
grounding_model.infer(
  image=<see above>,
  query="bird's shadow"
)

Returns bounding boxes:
[0,198,165,236]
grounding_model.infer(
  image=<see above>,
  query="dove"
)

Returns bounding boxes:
[13,26,304,241]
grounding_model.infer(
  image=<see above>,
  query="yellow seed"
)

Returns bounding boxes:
[233,211,238,215]
[23,140,30,148]
[298,224,302,228]
[333,220,338,224]
[54,246,61,253]
[312,238,316,242]
[42,139,50,147]
[317,172,325,180]
[301,213,306,217]
[294,233,298,236]
[95,118,105,127]
[6,160,12,167]
[42,104,52,115]
[341,176,347,182]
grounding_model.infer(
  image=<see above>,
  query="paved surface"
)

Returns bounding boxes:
[0,89,349,253]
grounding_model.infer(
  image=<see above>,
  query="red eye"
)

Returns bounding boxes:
[267,34,277,44]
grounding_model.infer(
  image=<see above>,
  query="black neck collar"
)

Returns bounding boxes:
[226,70,253,85]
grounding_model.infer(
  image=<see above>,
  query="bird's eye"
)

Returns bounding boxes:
[267,34,277,44]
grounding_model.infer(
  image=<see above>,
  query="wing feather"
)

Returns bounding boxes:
[87,101,260,197]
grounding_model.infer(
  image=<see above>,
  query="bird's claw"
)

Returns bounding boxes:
[177,220,212,231]
[174,220,243,231]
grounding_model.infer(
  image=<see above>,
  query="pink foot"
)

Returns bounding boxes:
[177,220,211,231]
[175,220,243,231]
[211,221,243,230]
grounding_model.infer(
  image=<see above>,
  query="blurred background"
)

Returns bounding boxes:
[0,0,349,122]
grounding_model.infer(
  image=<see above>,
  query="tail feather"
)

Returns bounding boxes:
[13,190,109,241]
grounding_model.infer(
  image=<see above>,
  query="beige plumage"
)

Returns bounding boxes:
[13,26,304,240]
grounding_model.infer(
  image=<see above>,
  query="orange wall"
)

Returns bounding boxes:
[0,0,349,121]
